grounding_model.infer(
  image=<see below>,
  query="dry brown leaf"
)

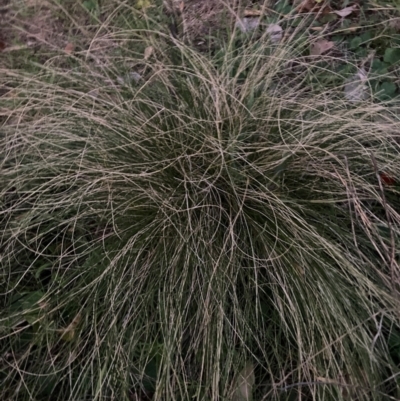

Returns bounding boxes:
[144,46,154,60]
[235,17,260,33]
[295,0,332,14]
[344,68,368,102]
[333,5,357,18]
[295,0,316,13]
[64,42,74,54]
[266,24,283,44]
[310,39,334,56]
[320,5,332,15]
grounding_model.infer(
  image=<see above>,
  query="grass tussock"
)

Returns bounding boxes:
[1,7,400,401]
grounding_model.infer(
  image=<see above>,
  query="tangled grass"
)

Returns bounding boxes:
[1,6,400,400]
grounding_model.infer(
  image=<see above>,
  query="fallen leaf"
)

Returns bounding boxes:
[117,72,142,85]
[0,40,6,52]
[65,43,75,54]
[310,39,334,56]
[295,0,332,14]
[333,5,357,18]
[144,46,153,60]
[266,24,283,44]
[344,68,368,102]
[295,0,315,12]
[235,17,260,33]
[129,72,142,83]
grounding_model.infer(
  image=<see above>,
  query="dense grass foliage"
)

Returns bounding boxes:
[2,11,400,401]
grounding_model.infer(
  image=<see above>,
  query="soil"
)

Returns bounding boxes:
[0,0,71,65]
[170,0,266,43]
[0,0,263,58]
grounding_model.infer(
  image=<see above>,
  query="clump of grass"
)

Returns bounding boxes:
[1,6,400,401]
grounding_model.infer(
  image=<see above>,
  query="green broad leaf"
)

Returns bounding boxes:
[371,59,389,74]
[332,35,344,43]
[320,14,337,24]
[82,0,98,12]
[381,81,397,95]
[378,81,397,100]
[360,31,373,43]
[355,47,368,57]
[340,19,352,29]
[350,36,362,50]
[383,48,400,65]
[24,314,39,325]
[379,82,397,98]
[371,59,383,69]
[20,291,45,310]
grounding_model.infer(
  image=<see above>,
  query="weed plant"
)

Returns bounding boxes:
[1,5,400,401]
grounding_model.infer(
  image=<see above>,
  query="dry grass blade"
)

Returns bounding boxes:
[1,2,400,401]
